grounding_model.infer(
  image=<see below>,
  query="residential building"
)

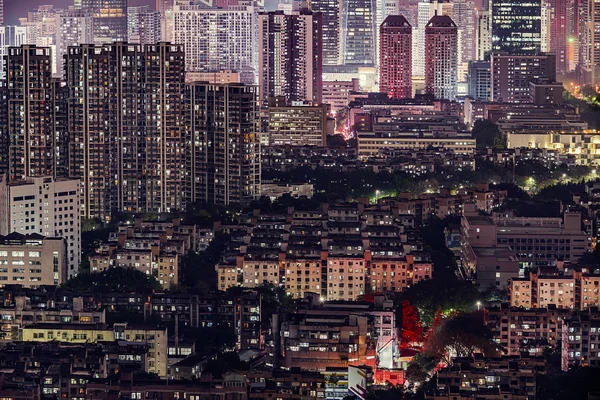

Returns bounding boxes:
[0,232,67,287]
[55,8,93,80]
[258,11,323,106]
[22,322,168,377]
[322,79,360,112]
[490,52,557,103]
[127,5,161,45]
[425,15,458,100]
[379,15,412,99]
[427,354,545,399]
[65,42,186,220]
[0,175,81,277]
[268,104,329,146]
[452,0,476,81]
[187,82,261,206]
[172,3,256,74]
[578,0,600,85]
[3,45,53,181]
[0,26,28,81]
[561,307,600,370]
[270,295,397,371]
[485,305,569,355]
[491,0,542,54]
[508,266,600,309]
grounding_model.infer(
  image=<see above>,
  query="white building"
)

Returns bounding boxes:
[0,175,81,278]
[0,26,28,80]
[476,9,491,60]
[56,8,93,79]
[128,5,161,45]
[172,2,257,74]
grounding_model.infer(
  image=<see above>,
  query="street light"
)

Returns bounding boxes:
[375,190,381,202]
[476,301,482,311]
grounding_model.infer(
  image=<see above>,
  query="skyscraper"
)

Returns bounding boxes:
[4,45,54,181]
[81,0,128,44]
[128,5,161,45]
[452,0,476,80]
[343,0,377,66]
[258,10,323,105]
[187,83,261,206]
[425,14,458,100]
[0,0,3,26]
[65,42,187,220]
[56,8,94,80]
[476,9,491,60]
[379,15,412,99]
[413,0,452,77]
[308,0,342,65]
[579,0,600,84]
[491,0,542,54]
[157,0,175,42]
[468,60,491,100]
[172,2,257,73]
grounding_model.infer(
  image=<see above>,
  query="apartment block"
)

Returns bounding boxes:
[268,104,329,147]
[427,354,545,399]
[485,305,569,355]
[561,308,600,370]
[508,266,600,309]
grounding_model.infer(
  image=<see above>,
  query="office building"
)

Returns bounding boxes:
[65,43,186,220]
[0,232,68,287]
[425,14,458,100]
[476,9,491,60]
[187,83,261,206]
[4,45,54,181]
[82,0,128,44]
[127,5,161,45]
[468,60,491,100]
[258,11,323,105]
[491,0,542,54]
[268,104,329,146]
[342,0,377,66]
[379,15,412,99]
[490,52,557,103]
[0,175,81,277]
[309,0,342,65]
[55,8,93,81]
[172,3,256,74]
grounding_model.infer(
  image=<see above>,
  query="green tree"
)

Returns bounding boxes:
[62,267,161,292]
[425,312,498,364]
[471,120,503,149]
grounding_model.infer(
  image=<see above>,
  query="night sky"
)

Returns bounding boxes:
[4,0,154,25]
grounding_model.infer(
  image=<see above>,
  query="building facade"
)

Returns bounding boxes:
[379,15,412,99]
[491,0,542,54]
[0,175,81,277]
[0,232,67,287]
[187,83,261,206]
[258,11,323,106]
[425,15,458,100]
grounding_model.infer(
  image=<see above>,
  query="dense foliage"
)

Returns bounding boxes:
[63,267,161,292]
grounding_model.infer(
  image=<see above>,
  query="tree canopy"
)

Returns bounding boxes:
[62,267,161,292]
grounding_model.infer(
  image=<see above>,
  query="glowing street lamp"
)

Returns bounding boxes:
[476,301,482,311]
